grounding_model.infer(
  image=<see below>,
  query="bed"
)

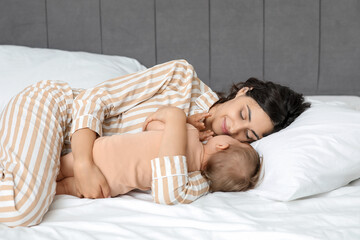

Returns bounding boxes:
[0,46,359,240]
[2,171,360,240]
[1,1,360,239]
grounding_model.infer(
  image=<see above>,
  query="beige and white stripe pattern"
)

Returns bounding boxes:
[0,59,218,227]
[151,156,210,204]
[0,80,73,227]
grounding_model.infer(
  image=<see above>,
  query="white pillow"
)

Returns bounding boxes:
[250,102,360,201]
[0,45,146,112]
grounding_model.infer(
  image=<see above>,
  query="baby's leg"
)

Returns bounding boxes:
[56,177,78,197]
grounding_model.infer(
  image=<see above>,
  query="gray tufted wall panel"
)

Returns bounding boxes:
[0,0,47,48]
[0,0,359,95]
[211,0,263,93]
[101,0,156,67]
[264,0,319,94]
[319,0,360,95]
[47,0,102,53]
[156,0,210,86]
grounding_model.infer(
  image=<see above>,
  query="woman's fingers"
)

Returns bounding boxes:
[101,180,111,198]
[75,187,84,198]
[73,161,111,199]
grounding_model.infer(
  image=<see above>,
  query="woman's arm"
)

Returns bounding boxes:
[70,60,196,138]
[71,129,110,198]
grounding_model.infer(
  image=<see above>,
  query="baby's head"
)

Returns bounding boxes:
[202,135,262,192]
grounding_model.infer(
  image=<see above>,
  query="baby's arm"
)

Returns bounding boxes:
[143,107,209,205]
[159,108,187,157]
[143,106,187,157]
[146,120,198,134]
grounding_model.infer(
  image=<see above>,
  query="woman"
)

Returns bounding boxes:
[0,60,309,227]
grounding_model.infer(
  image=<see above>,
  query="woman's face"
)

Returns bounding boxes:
[205,88,274,143]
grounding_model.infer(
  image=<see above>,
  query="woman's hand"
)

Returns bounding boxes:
[187,112,214,141]
[73,159,111,198]
[71,128,111,199]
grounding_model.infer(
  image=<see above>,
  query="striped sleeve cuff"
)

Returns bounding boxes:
[151,155,209,205]
[152,155,187,179]
[70,114,103,138]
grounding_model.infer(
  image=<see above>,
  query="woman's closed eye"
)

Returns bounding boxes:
[247,129,260,143]
[246,130,251,140]
[246,130,257,143]
[240,110,245,120]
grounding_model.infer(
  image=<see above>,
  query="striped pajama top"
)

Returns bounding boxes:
[0,59,217,227]
[69,59,218,204]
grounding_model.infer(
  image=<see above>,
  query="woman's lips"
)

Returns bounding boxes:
[222,118,229,135]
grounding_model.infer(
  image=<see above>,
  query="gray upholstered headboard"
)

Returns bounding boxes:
[1,0,359,96]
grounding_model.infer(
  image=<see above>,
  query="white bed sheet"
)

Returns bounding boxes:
[1,96,359,240]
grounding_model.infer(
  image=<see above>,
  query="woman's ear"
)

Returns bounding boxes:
[215,143,230,151]
[236,87,253,97]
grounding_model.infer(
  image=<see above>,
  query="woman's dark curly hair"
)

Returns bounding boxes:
[215,77,311,135]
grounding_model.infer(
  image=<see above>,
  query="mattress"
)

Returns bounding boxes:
[0,96,358,240]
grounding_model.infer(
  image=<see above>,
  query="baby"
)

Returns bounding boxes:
[56,107,262,198]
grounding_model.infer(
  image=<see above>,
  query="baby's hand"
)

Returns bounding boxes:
[199,130,214,142]
[142,106,185,131]
[187,112,214,141]
[187,112,211,131]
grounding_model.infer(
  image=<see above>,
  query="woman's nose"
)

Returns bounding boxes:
[230,121,246,137]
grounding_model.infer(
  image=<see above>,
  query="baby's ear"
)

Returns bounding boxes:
[215,143,230,151]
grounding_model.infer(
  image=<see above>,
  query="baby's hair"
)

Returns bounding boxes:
[201,145,262,192]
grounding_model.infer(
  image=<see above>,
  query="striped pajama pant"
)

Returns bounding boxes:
[0,80,73,227]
